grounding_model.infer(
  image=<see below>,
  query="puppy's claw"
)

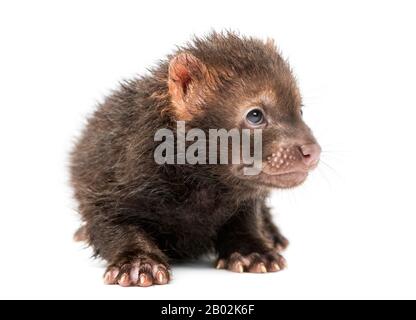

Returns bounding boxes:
[231,261,244,273]
[216,259,225,269]
[269,262,281,272]
[249,262,268,273]
[216,251,286,274]
[155,270,169,285]
[118,273,131,287]
[103,267,119,284]
[138,273,153,287]
[104,259,170,287]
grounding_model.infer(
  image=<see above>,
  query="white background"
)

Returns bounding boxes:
[1,0,415,300]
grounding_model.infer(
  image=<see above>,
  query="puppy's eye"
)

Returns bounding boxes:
[246,108,265,126]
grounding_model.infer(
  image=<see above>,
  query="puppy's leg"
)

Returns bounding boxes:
[86,217,170,287]
[261,203,289,252]
[215,201,287,273]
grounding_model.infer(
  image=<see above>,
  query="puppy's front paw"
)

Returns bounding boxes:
[104,257,170,287]
[216,252,286,273]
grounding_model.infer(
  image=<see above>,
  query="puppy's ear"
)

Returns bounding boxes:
[168,52,210,120]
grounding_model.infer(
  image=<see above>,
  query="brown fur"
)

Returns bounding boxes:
[70,32,318,286]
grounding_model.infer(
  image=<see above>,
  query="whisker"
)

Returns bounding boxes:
[321,151,349,159]
[317,157,344,185]
[316,166,333,189]
[320,159,338,173]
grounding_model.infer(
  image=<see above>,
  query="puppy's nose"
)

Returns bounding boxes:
[300,143,321,167]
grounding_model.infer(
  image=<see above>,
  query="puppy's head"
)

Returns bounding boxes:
[167,32,320,188]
